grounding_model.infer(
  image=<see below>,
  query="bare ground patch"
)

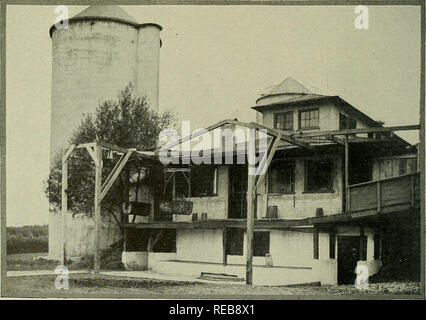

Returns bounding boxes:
[5,273,421,298]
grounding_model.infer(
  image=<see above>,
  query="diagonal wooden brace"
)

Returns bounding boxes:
[101,153,125,192]
[85,146,98,165]
[253,133,282,193]
[100,150,132,201]
[62,144,76,164]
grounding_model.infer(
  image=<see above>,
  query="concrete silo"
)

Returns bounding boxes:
[49,6,162,259]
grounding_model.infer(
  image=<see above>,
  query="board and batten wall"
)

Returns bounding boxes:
[49,209,121,259]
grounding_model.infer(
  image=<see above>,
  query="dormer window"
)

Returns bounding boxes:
[274,111,293,130]
[299,108,319,129]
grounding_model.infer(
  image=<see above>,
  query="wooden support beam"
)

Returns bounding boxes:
[100,151,132,201]
[85,145,97,164]
[254,133,281,192]
[222,228,227,266]
[377,181,381,212]
[246,129,256,285]
[325,135,345,145]
[75,142,96,149]
[345,138,349,212]
[291,124,420,139]
[101,153,125,190]
[62,144,76,164]
[313,227,319,259]
[93,146,103,275]
[248,122,311,148]
[97,141,130,154]
[160,119,233,152]
[61,155,68,266]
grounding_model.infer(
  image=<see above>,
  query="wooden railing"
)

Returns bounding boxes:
[347,172,420,213]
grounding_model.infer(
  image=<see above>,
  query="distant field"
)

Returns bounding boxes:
[7,225,48,254]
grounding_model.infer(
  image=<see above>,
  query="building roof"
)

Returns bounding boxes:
[252,77,383,128]
[49,5,162,38]
[73,5,137,24]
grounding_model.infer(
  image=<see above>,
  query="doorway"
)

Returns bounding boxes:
[228,165,248,219]
[337,236,367,284]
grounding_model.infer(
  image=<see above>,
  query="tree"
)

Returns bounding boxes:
[45,84,175,218]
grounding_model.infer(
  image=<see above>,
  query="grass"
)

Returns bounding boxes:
[5,273,421,298]
[7,225,48,254]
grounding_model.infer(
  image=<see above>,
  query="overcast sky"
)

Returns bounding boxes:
[6,4,421,226]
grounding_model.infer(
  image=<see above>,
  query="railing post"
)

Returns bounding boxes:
[377,181,381,212]
[94,145,103,275]
[410,174,415,206]
[346,187,351,212]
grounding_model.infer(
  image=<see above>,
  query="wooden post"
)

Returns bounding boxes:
[359,224,365,261]
[313,226,319,259]
[246,129,256,285]
[377,181,381,212]
[222,227,227,266]
[344,138,349,212]
[94,145,103,275]
[61,156,68,265]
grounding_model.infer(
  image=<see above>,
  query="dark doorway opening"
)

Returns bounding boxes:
[337,236,367,284]
[228,165,248,219]
[348,154,372,185]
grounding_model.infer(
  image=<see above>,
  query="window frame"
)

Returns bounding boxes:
[304,158,335,193]
[273,111,294,131]
[190,166,219,198]
[267,159,296,195]
[298,108,320,130]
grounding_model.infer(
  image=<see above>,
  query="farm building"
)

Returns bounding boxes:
[50,6,421,286]
[60,77,420,286]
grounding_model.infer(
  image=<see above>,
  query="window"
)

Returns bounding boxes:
[305,159,334,193]
[274,111,293,130]
[268,160,295,194]
[190,166,218,197]
[254,232,270,256]
[168,166,218,198]
[339,113,357,130]
[299,109,319,129]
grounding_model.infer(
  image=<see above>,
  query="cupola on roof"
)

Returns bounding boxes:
[254,77,324,108]
[265,77,313,96]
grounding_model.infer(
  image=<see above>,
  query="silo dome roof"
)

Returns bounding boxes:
[73,5,137,24]
[50,5,162,37]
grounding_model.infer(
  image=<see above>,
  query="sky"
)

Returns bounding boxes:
[6,4,421,226]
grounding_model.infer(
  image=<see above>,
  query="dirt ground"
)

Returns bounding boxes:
[5,273,421,298]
